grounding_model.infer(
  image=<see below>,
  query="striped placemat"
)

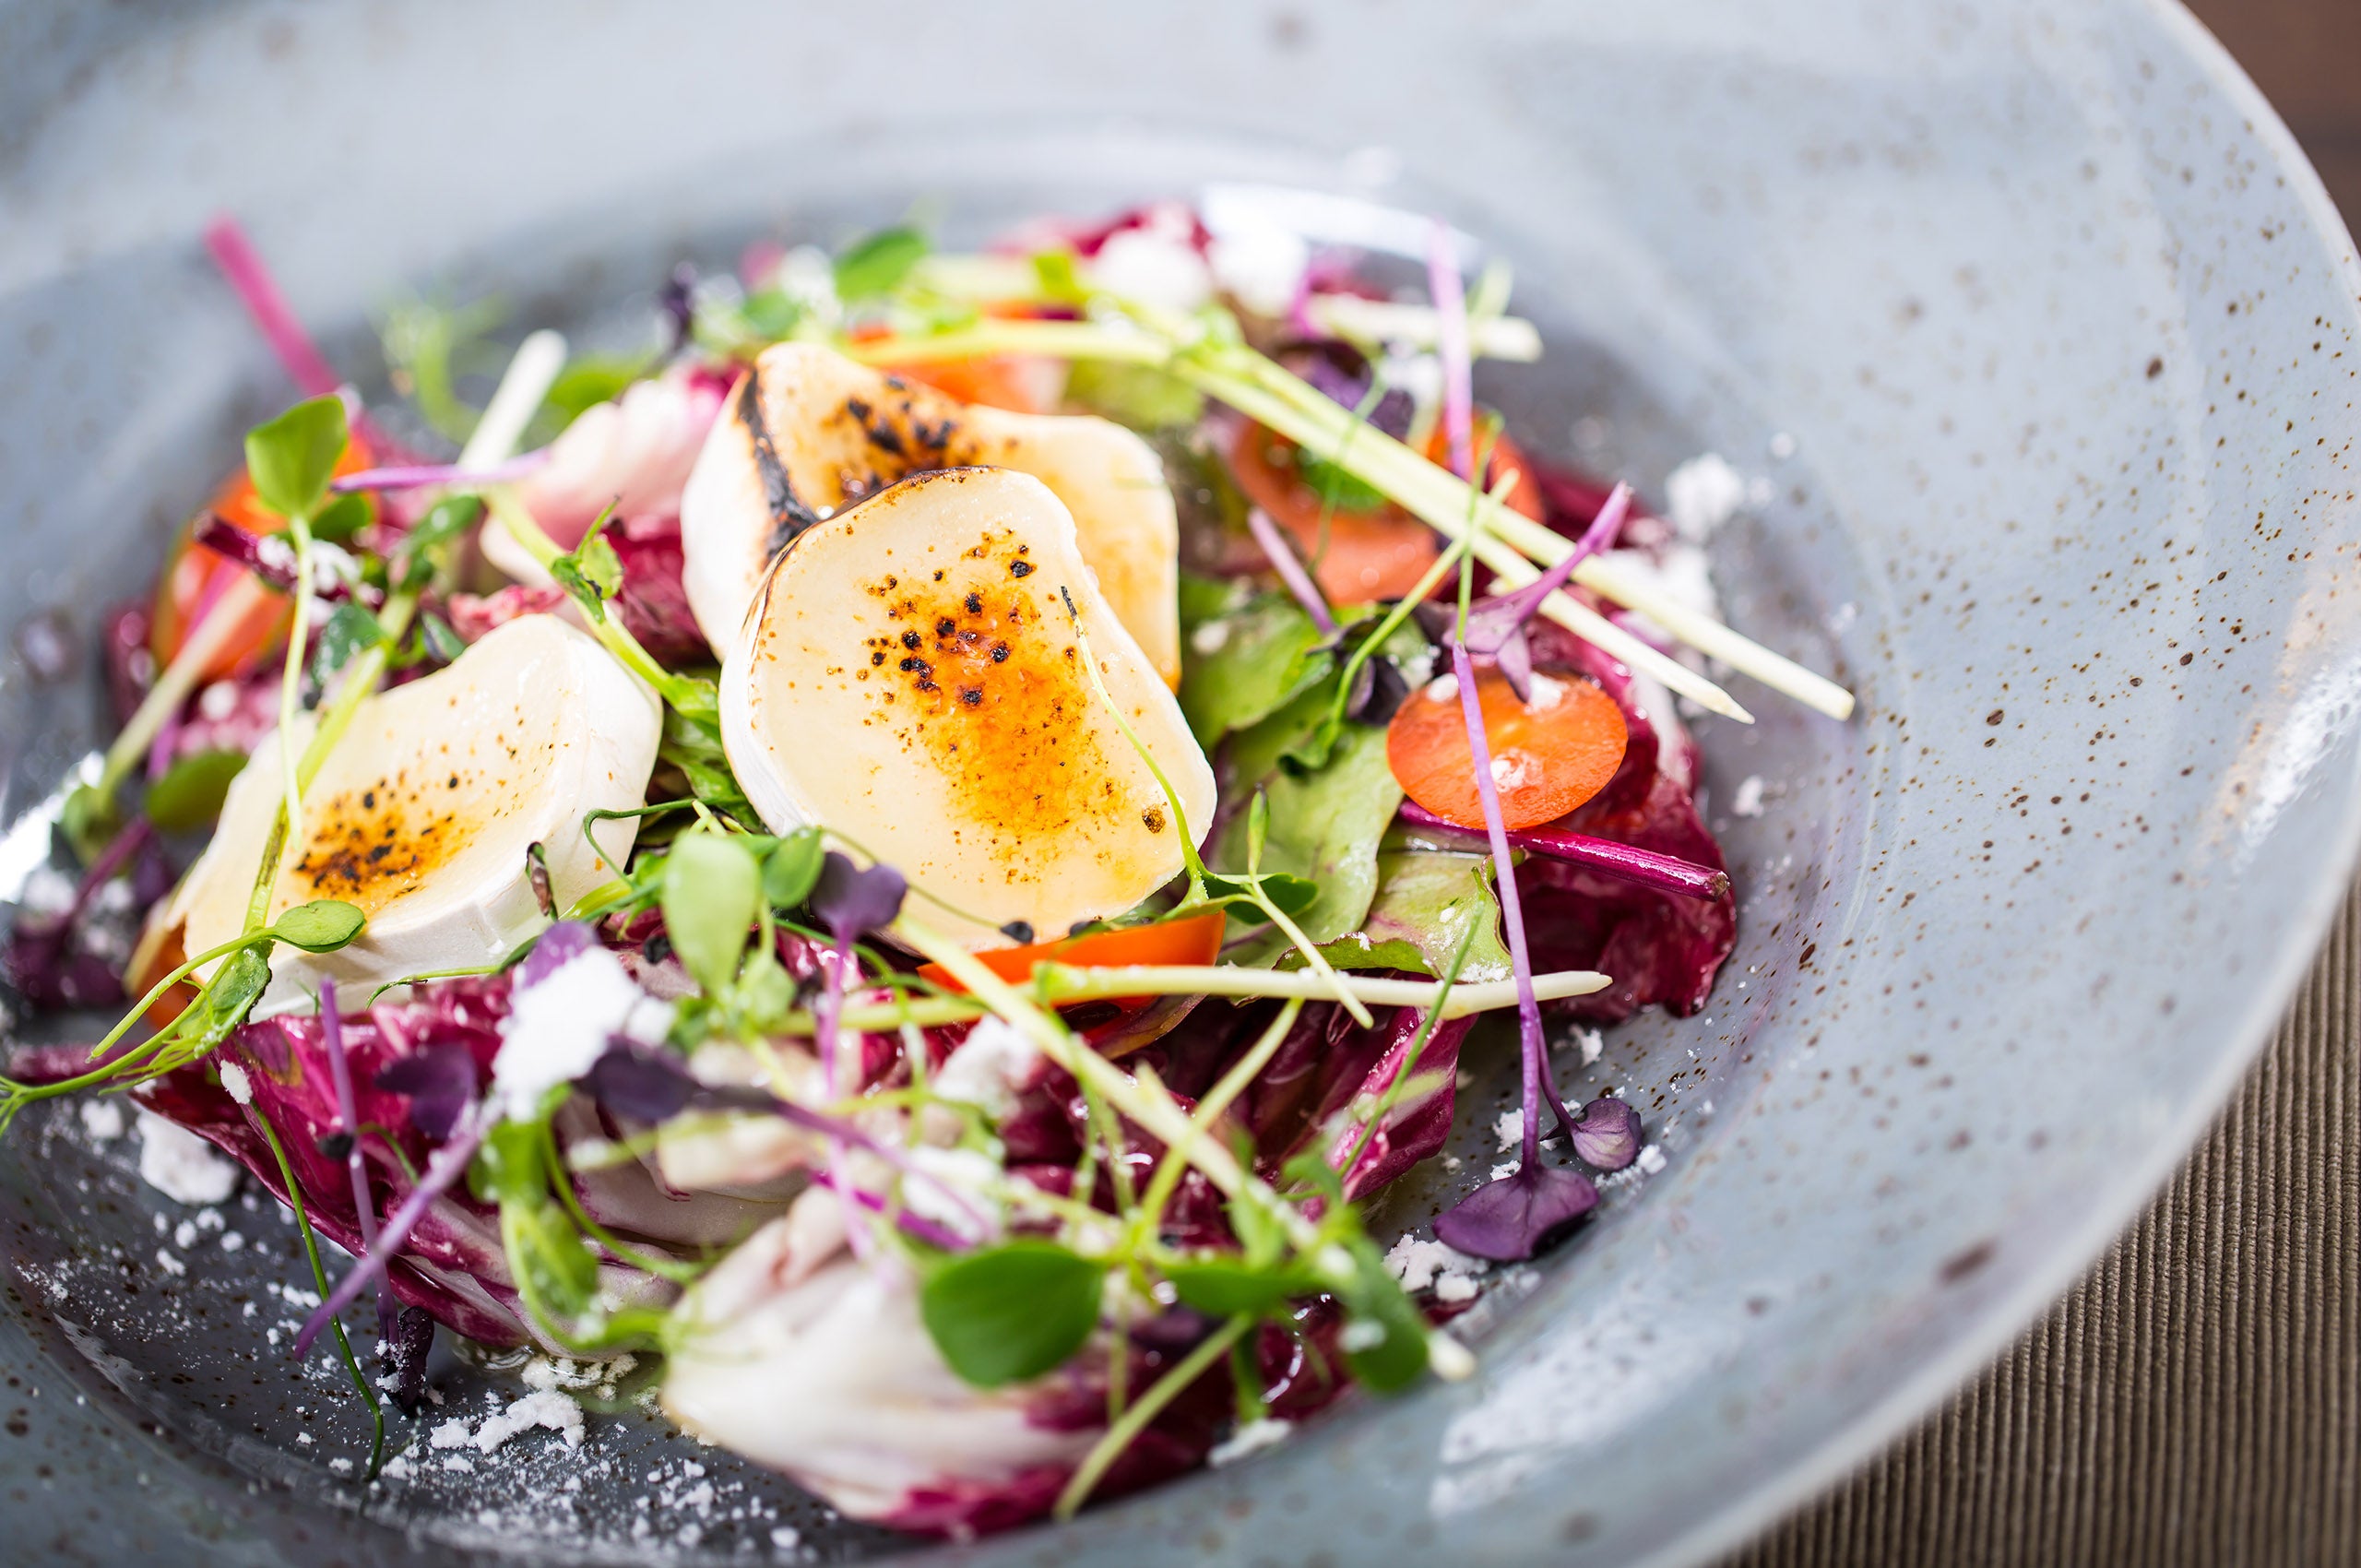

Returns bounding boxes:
[1726,885,2360,1566]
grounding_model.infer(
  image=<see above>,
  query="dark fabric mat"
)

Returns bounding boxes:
[1726,885,2361,1567]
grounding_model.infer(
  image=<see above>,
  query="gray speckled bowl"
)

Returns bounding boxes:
[5,1,2359,1563]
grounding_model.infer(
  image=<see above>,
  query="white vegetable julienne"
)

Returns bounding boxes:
[492,946,672,1122]
[170,615,660,1007]
[722,468,1214,949]
[136,1111,239,1205]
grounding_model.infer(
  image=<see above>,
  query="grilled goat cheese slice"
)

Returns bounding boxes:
[721,467,1212,949]
[680,342,1181,685]
[172,614,659,1004]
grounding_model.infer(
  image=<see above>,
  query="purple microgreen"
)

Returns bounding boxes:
[1396,800,1731,901]
[1433,1159,1597,1261]
[1245,506,1337,636]
[580,1044,698,1124]
[659,262,698,354]
[1570,1097,1642,1171]
[374,1043,480,1141]
[517,920,598,988]
[809,850,908,944]
[328,451,549,493]
[317,977,393,1338]
[834,1177,970,1252]
[1426,222,1475,481]
[295,1107,489,1356]
[1345,652,1411,726]
[1433,639,1594,1259]
[1451,483,1631,704]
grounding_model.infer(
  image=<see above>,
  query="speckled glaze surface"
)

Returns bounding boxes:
[2,1,2357,1564]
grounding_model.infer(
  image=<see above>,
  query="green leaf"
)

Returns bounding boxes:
[1292,448,1390,513]
[184,944,272,1056]
[1216,719,1400,945]
[1030,248,1087,304]
[762,829,825,909]
[243,396,350,521]
[1178,590,1335,746]
[1279,1147,1346,1206]
[1063,359,1204,432]
[308,601,386,687]
[419,612,466,664]
[660,829,760,995]
[549,532,623,624]
[1200,869,1319,919]
[60,782,124,865]
[144,749,249,834]
[479,1116,554,1206]
[834,225,931,302]
[308,491,373,543]
[531,356,652,445]
[919,1239,1105,1388]
[658,705,756,826]
[504,1195,599,1318]
[271,899,367,953]
[1314,849,1510,981]
[1163,1255,1323,1318]
[1335,1238,1430,1394]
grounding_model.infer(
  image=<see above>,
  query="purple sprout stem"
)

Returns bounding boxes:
[294,1108,486,1357]
[317,978,393,1341]
[813,938,869,1260]
[834,1177,970,1253]
[1244,506,1336,636]
[331,452,549,493]
[1397,801,1731,902]
[1448,644,1584,1163]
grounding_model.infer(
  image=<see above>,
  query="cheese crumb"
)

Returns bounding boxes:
[1489,751,1534,790]
[1666,452,1747,540]
[1190,619,1231,656]
[473,1389,585,1453]
[79,1100,124,1142]
[1636,1144,1667,1175]
[1492,1110,1521,1150]
[492,947,670,1120]
[136,1111,240,1205]
[218,1062,254,1105]
[1209,1418,1293,1467]
[931,1016,1038,1123]
[1424,673,1459,703]
[1731,776,1766,817]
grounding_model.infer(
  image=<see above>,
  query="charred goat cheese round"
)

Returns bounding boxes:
[720,467,1213,948]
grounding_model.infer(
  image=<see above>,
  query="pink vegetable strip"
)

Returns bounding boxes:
[1426,223,1475,481]
[203,217,343,399]
[1244,506,1337,636]
[1398,801,1730,901]
[332,453,550,493]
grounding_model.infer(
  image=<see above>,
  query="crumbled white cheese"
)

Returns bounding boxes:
[1600,544,1723,646]
[1091,227,1213,315]
[219,1232,245,1253]
[1433,1273,1480,1304]
[1489,1162,1518,1182]
[196,681,241,721]
[217,1062,253,1105]
[473,1388,586,1453]
[136,1111,240,1205]
[1489,751,1534,790]
[79,1099,124,1142]
[1209,1417,1293,1467]
[173,1219,197,1250]
[429,1417,475,1450]
[1525,672,1567,710]
[1424,673,1459,703]
[931,1016,1038,1123]
[1208,222,1309,318]
[1665,452,1748,540]
[1572,1027,1605,1066]
[1492,1110,1522,1150]
[1731,776,1767,818]
[492,946,670,1120]
[1767,431,1797,460]
[1383,1235,1486,1293]
[1636,1144,1667,1175]
[1336,1320,1386,1352]
[153,1249,185,1277]
[1189,619,1231,656]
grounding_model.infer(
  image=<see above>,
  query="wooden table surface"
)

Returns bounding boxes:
[1726,6,2361,1564]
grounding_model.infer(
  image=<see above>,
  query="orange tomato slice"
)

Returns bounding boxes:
[1386,666,1627,831]
[919,909,1228,999]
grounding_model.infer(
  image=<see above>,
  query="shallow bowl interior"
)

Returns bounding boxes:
[2,3,2358,1565]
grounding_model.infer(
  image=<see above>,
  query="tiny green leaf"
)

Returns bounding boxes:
[550,532,623,624]
[1335,1238,1430,1393]
[1162,1255,1323,1319]
[761,830,825,909]
[920,1239,1106,1388]
[184,944,273,1056]
[660,829,760,995]
[144,749,249,833]
[308,602,386,687]
[834,225,930,302]
[243,395,350,521]
[419,612,466,664]
[271,899,368,953]
[308,491,373,543]
[1030,248,1087,304]
[60,782,124,865]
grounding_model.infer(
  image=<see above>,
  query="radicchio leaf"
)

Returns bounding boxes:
[1433,1161,1597,1262]
[374,1043,480,1141]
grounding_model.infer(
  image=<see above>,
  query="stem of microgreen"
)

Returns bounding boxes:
[538,1119,709,1285]
[485,489,707,710]
[891,916,1323,1256]
[1132,997,1303,1241]
[1054,1314,1253,1521]
[252,1105,385,1481]
[274,513,315,841]
[839,320,1169,368]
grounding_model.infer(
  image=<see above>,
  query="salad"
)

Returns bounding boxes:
[0,199,1849,1536]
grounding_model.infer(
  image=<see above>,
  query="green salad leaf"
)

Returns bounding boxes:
[1314,847,1511,981]
[920,1239,1106,1388]
[1178,583,1335,746]
[144,749,249,833]
[244,396,349,521]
